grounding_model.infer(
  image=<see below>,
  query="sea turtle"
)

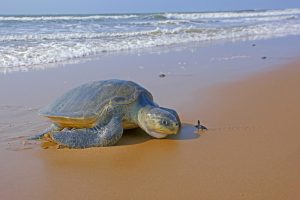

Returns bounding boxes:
[31,79,181,148]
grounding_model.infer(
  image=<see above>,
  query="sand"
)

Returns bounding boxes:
[1,37,300,199]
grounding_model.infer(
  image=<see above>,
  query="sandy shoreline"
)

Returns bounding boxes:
[1,37,300,199]
[181,61,300,200]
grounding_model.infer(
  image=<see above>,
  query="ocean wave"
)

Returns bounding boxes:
[221,15,297,23]
[129,19,189,26]
[0,29,179,42]
[163,8,300,20]
[0,27,217,42]
[1,8,299,22]
[131,14,298,26]
[0,14,139,21]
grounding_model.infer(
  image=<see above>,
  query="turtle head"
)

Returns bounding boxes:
[138,106,180,138]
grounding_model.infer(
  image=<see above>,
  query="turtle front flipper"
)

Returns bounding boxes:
[51,117,123,149]
[29,124,62,140]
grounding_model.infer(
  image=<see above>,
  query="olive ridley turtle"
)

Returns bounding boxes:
[32,79,181,148]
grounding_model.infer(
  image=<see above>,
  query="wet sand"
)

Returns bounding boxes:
[1,37,300,199]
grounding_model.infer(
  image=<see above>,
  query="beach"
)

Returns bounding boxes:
[0,34,300,199]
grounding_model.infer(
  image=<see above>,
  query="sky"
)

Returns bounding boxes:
[0,0,300,15]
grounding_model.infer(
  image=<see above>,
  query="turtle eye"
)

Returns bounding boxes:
[161,120,169,126]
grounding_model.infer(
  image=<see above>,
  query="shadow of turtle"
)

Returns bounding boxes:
[117,123,200,146]
[117,128,152,146]
[167,123,200,140]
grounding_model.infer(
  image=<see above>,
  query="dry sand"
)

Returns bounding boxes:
[1,39,300,199]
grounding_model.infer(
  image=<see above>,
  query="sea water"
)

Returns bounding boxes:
[1,8,300,73]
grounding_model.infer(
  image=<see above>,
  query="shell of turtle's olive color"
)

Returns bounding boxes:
[39,79,153,128]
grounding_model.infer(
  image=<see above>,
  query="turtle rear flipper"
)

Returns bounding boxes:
[52,117,123,148]
[29,124,62,140]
